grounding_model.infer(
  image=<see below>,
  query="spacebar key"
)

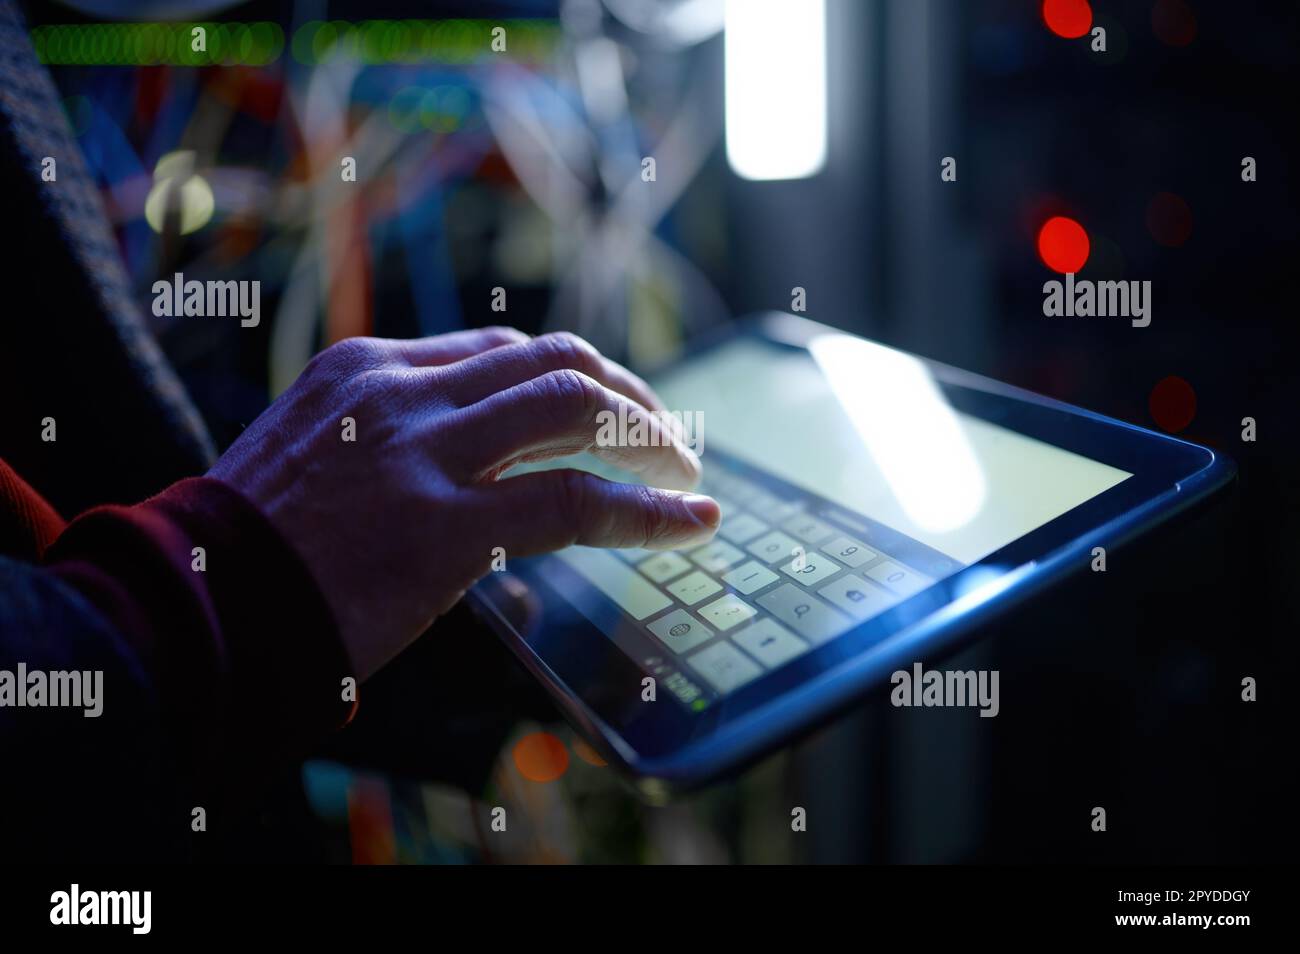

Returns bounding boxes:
[557,547,673,620]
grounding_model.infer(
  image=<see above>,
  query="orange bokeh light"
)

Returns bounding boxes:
[512,731,569,783]
[1037,216,1091,274]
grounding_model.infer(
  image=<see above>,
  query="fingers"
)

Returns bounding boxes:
[437,331,667,413]
[481,469,720,553]
[444,368,701,490]
[388,326,530,366]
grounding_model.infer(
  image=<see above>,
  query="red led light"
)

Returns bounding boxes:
[1146,191,1193,247]
[1042,0,1093,39]
[1152,0,1197,47]
[1037,216,1091,274]
[1149,376,1197,433]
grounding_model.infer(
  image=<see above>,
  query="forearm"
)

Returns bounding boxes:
[1,473,356,858]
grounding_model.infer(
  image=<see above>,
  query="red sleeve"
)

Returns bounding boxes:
[0,458,65,559]
[2,461,356,808]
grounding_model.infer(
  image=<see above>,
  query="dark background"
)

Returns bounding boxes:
[24,0,1296,862]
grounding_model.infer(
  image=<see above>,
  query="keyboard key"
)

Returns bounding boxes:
[557,547,673,620]
[725,478,765,506]
[864,560,931,597]
[818,574,899,619]
[823,535,878,568]
[718,512,769,545]
[697,594,757,632]
[688,641,763,693]
[779,549,843,587]
[744,489,782,512]
[612,547,651,563]
[690,539,746,573]
[637,552,692,584]
[667,570,723,606]
[746,530,802,565]
[647,609,714,655]
[757,584,851,644]
[733,619,809,668]
[721,560,780,596]
[780,512,836,545]
[766,501,806,523]
[705,471,741,497]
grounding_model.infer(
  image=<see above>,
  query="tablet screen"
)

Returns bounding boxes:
[534,334,1132,711]
[654,335,1133,566]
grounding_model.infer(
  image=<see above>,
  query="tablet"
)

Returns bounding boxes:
[467,313,1234,792]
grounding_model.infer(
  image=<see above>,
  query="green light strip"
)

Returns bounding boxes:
[291,20,558,65]
[32,19,559,67]
[33,23,284,66]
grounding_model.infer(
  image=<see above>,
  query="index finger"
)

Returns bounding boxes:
[480,469,720,553]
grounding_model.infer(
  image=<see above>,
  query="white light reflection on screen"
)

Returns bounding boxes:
[808,334,987,533]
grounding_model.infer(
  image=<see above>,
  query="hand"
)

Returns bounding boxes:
[208,328,718,681]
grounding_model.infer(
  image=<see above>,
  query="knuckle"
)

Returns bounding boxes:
[483,325,529,345]
[634,486,671,546]
[553,469,592,527]
[536,331,601,377]
[538,368,602,425]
